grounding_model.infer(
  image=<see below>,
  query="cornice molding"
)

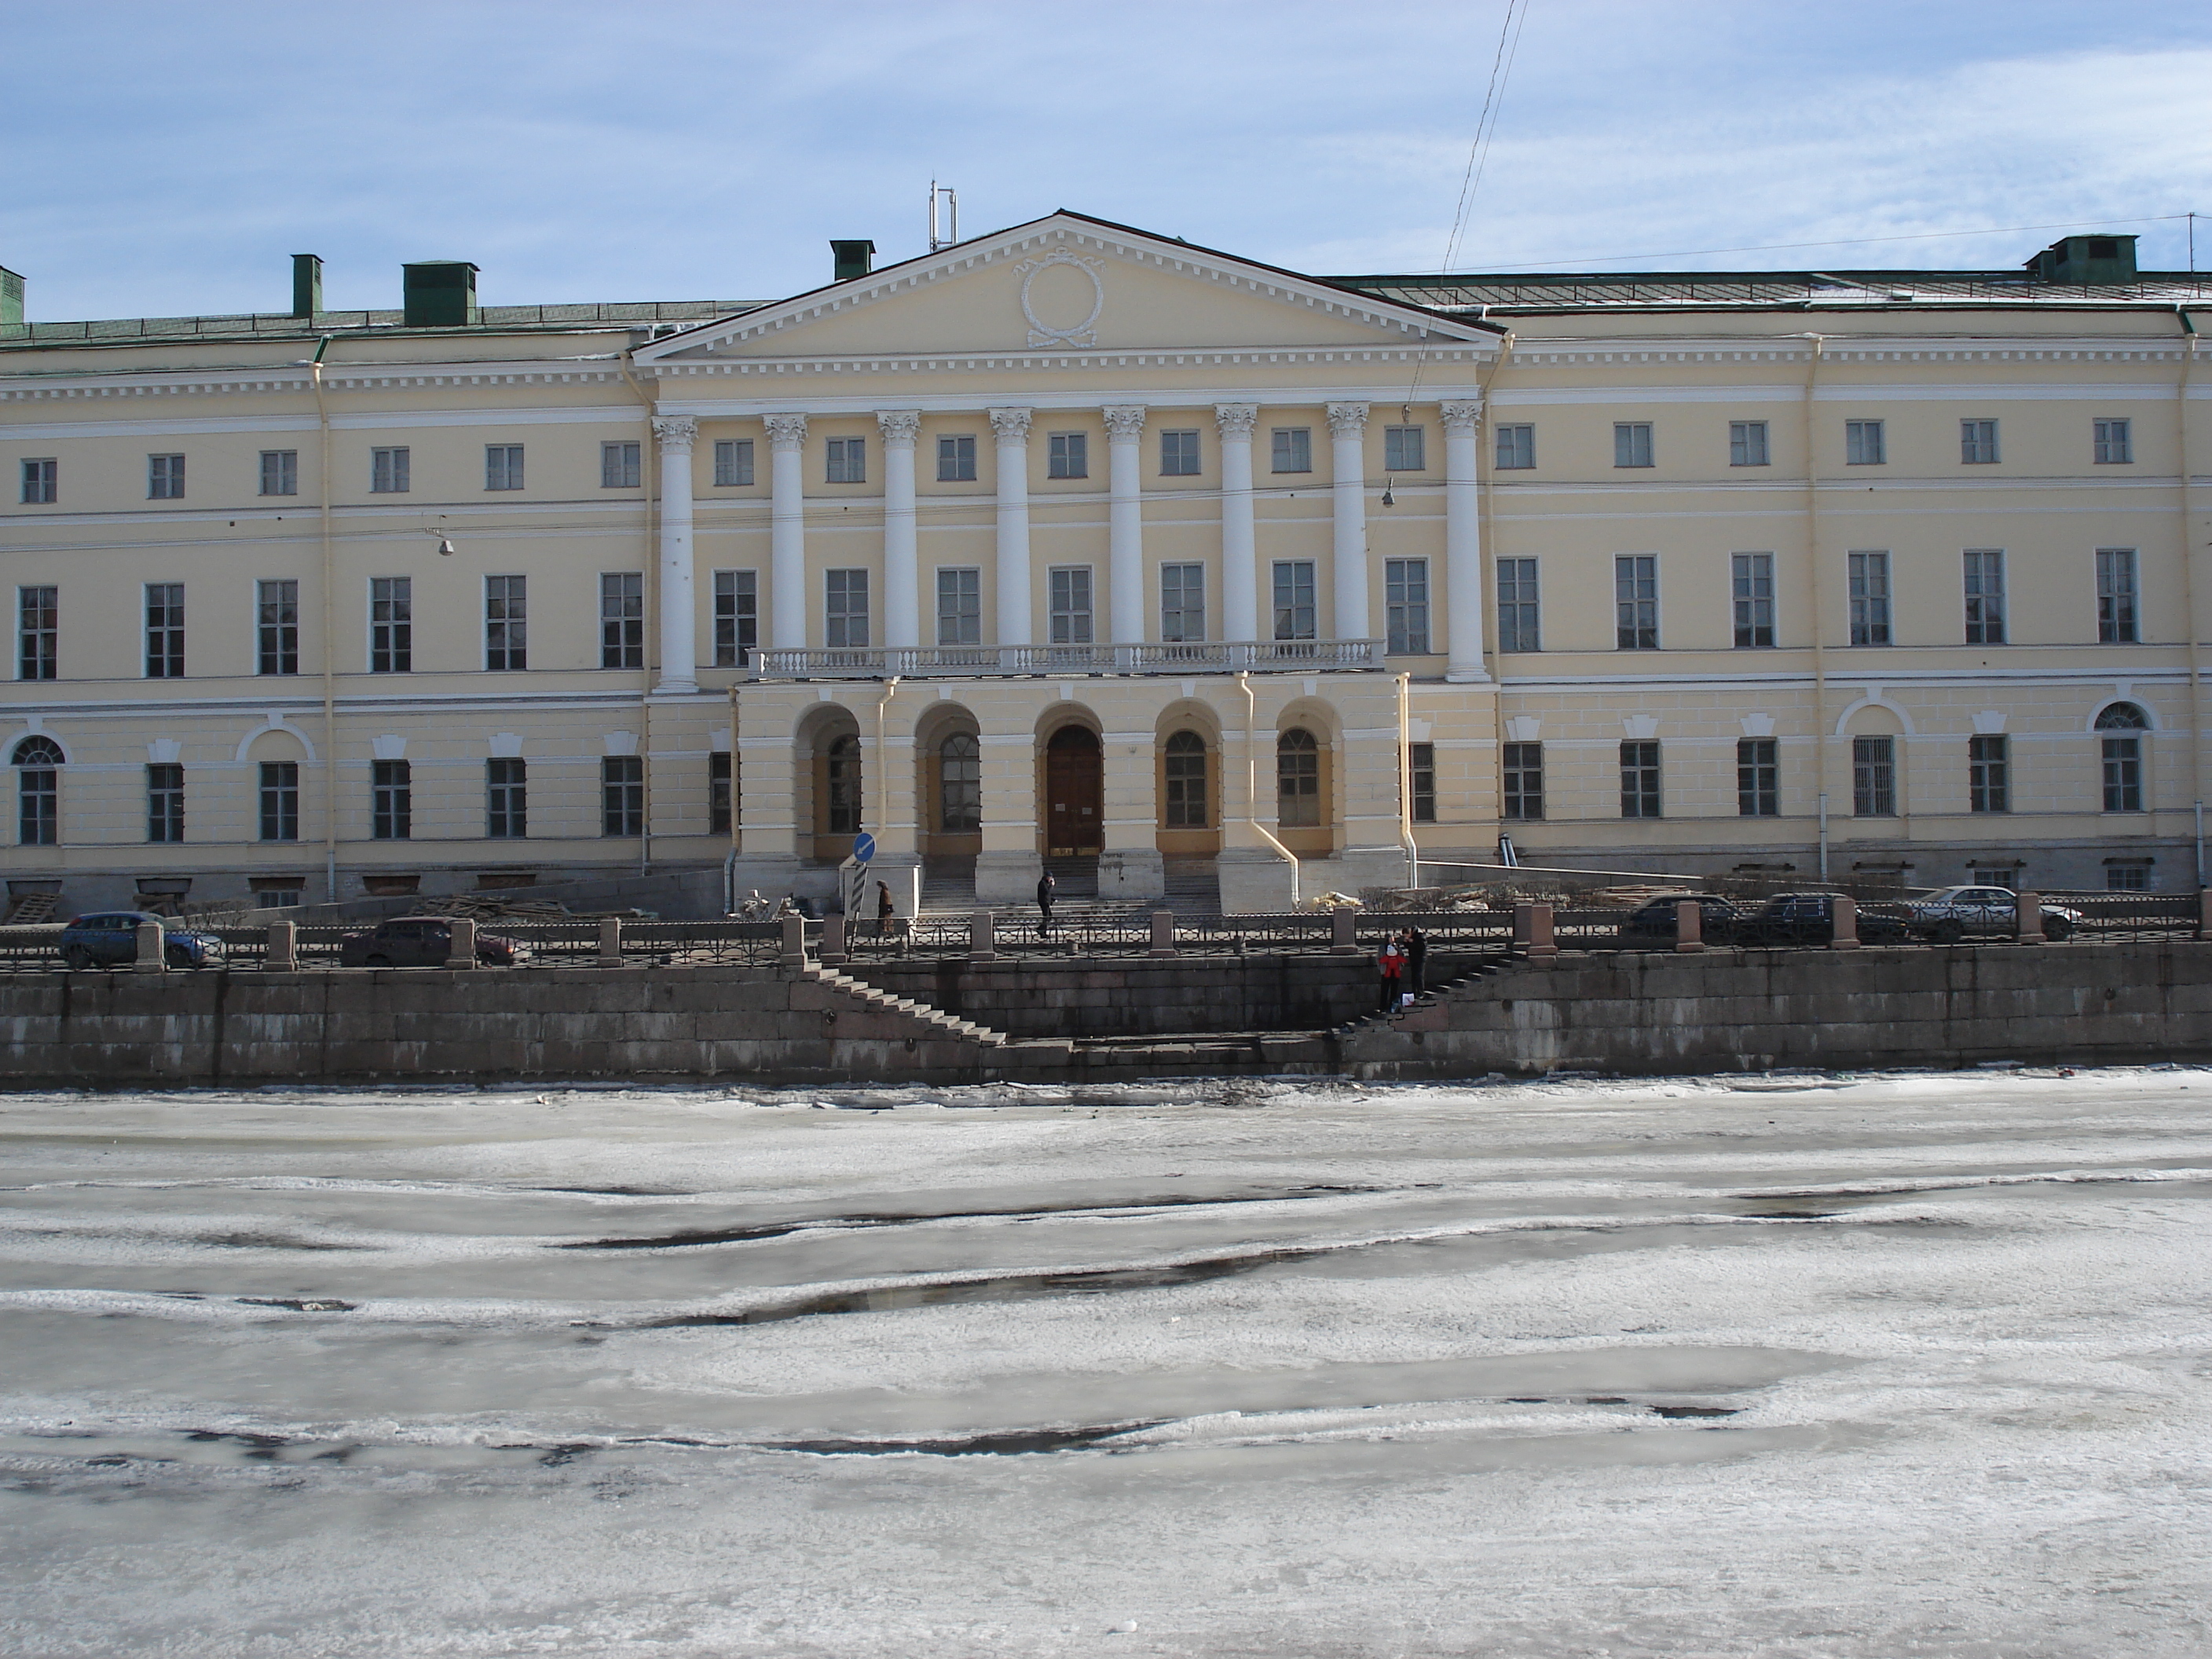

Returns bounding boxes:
[0,364,624,404]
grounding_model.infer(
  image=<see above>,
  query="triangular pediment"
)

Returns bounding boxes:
[634,211,1500,364]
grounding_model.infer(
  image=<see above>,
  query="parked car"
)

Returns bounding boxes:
[58,910,225,971]
[337,916,522,968]
[1906,885,2079,943]
[1737,893,1911,948]
[1617,894,1746,946]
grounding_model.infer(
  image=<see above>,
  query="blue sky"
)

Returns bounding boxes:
[5,0,2212,320]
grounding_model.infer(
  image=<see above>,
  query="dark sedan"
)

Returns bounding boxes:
[1737,893,1910,947]
[1617,894,1745,946]
[337,916,522,968]
[59,911,225,971]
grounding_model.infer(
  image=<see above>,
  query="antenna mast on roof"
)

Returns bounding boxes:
[928,181,960,252]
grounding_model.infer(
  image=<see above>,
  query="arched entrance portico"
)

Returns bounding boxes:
[1042,725,1103,856]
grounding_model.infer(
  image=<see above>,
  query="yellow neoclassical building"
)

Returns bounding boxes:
[1,213,2207,915]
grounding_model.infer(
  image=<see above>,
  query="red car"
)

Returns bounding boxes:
[337,916,522,968]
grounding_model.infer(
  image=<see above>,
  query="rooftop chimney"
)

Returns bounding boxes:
[291,254,323,320]
[0,265,22,331]
[2025,234,2137,284]
[401,260,480,327]
[831,240,876,282]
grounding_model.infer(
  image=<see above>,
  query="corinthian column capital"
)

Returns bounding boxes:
[1440,399,1485,435]
[650,415,698,453]
[876,409,921,446]
[1101,404,1148,441]
[1325,401,1370,438]
[763,412,808,452]
[1214,403,1258,439]
[987,406,1034,442]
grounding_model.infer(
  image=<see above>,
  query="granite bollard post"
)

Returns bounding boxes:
[779,913,808,967]
[2016,889,2045,946]
[443,917,478,969]
[265,920,297,972]
[132,919,167,975]
[1526,903,1558,960]
[1829,895,1859,950]
[597,917,623,967]
[1149,910,1176,957]
[1331,906,1357,954]
[1675,899,1704,953]
[822,912,848,964]
[969,910,996,963]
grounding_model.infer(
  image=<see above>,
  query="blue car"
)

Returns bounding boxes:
[58,911,225,971]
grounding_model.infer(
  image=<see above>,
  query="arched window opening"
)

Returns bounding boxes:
[1164,731,1209,828]
[2097,705,2148,813]
[12,736,61,848]
[939,733,980,832]
[826,734,862,835]
[2095,701,2149,731]
[1276,728,1320,828]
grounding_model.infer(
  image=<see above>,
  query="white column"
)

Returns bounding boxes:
[877,410,921,650]
[764,413,808,650]
[990,407,1033,647]
[1328,402,1371,642]
[1441,398,1489,682]
[1104,405,1148,644]
[650,416,698,693]
[1217,404,1258,643]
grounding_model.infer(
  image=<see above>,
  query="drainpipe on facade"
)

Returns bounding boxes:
[2178,307,2203,888]
[1481,331,1514,861]
[875,676,899,895]
[724,680,740,915]
[1396,672,1419,892]
[1818,791,1829,883]
[1801,334,1829,884]
[619,349,657,878]
[310,336,337,905]
[1237,670,1301,909]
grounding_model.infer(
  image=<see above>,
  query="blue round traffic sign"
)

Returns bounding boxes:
[852,833,876,864]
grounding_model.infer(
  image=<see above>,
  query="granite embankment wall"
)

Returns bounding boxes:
[1341,939,2212,1078]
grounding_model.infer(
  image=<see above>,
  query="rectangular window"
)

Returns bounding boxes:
[709,752,733,835]
[369,577,412,673]
[600,573,644,668]
[486,758,527,838]
[484,444,524,490]
[1968,734,2009,814]
[1613,423,1654,468]
[1729,420,1770,467]
[826,568,870,648]
[17,586,56,681]
[1385,558,1430,654]
[1047,432,1088,479]
[1270,427,1312,474]
[1852,735,1896,816]
[256,579,298,676]
[825,437,866,484]
[1845,419,1885,466]
[1160,430,1200,476]
[602,756,644,837]
[936,434,976,482]
[258,450,297,497]
[1496,558,1540,654]
[1494,424,1534,470]
[1737,738,1778,817]
[147,764,184,844]
[1272,560,1317,641]
[936,567,981,646]
[2097,548,2139,643]
[713,438,755,487]
[1048,567,1093,645]
[1848,551,1892,646]
[148,453,185,500]
[712,570,756,667]
[2093,418,2133,465]
[1408,742,1436,823]
[258,761,299,842]
[2103,736,2144,812]
[1503,742,1544,821]
[1159,563,1205,643]
[1963,550,2006,645]
[1620,741,1661,819]
[145,583,184,678]
[2108,862,2151,891]
[370,447,409,494]
[20,458,57,504]
[372,760,412,840]
[602,441,642,489]
[1614,555,1657,650]
[1384,425,1426,471]
[1731,552,1774,649]
[1960,419,2000,465]
[485,575,527,672]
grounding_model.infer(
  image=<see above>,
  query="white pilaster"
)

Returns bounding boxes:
[764,412,808,650]
[1327,402,1371,642]
[877,410,921,650]
[1217,403,1258,643]
[650,416,698,692]
[1441,399,1489,682]
[990,407,1033,646]
[1104,405,1148,644]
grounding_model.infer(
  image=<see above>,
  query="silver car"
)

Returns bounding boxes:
[1908,886,2081,943]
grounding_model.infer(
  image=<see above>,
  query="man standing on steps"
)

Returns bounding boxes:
[1036,869,1057,939]
[1405,926,1428,998]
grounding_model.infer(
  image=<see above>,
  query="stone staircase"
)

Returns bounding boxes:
[805,962,1007,1047]
[1328,954,1517,1041]
[1161,856,1222,917]
[919,857,977,914]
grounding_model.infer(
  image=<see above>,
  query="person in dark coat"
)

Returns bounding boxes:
[876,881,895,938]
[1037,870,1057,939]
[1405,926,1428,997]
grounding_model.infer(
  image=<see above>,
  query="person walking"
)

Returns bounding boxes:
[1377,932,1406,1012]
[1036,869,1057,939]
[875,881,895,939]
[1405,925,1428,998]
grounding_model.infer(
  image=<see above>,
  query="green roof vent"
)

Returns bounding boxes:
[0,265,23,331]
[291,254,323,320]
[402,260,480,327]
[2025,235,2137,284]
[831,240,876,282]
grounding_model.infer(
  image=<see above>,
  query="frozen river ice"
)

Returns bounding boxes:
[2,1070,2210,1656]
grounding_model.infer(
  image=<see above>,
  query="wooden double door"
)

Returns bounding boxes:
[1043,726,1103,856]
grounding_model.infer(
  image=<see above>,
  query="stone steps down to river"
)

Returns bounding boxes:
[806,964,1005,1048]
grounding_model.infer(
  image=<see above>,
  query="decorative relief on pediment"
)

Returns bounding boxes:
[1014,249,1106,347]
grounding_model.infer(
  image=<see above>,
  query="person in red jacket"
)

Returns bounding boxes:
[1377,933,1407,1012]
